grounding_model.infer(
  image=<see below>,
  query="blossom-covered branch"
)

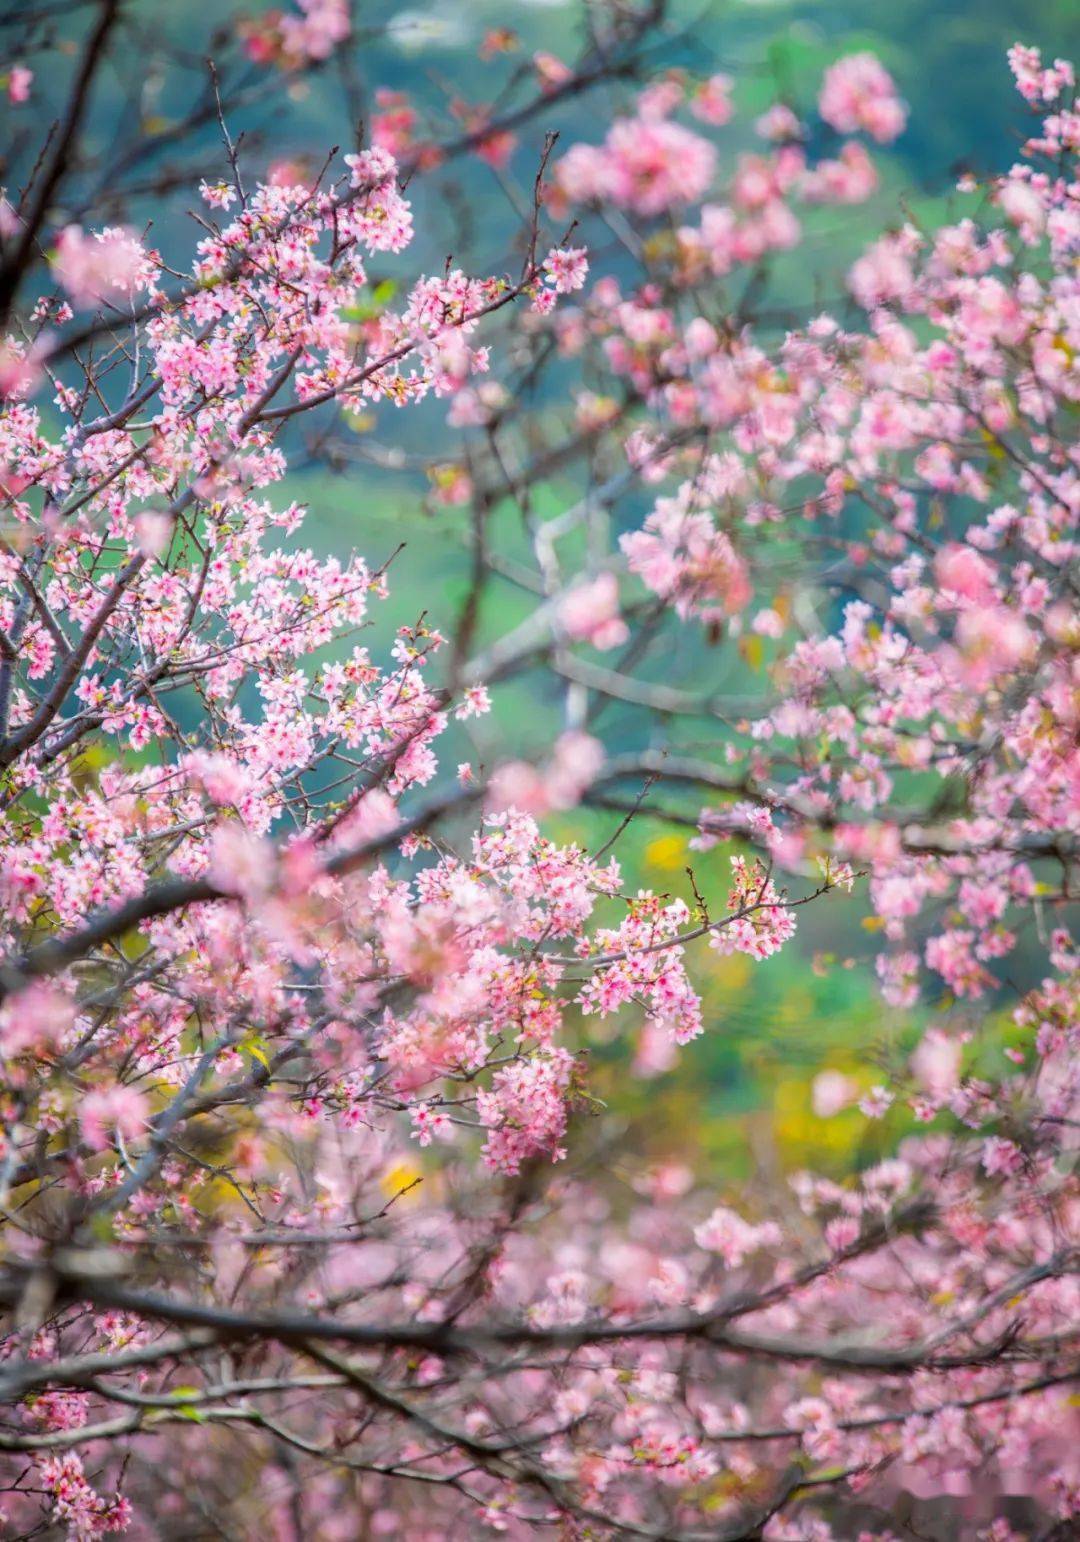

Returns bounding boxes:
[0,4,1077,1537]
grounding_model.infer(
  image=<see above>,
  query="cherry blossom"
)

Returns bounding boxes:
[0,20,1076,1541]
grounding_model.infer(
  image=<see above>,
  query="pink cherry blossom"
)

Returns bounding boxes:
[819,52,908,143]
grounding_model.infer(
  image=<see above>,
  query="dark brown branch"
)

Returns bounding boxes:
[0,0,122,324]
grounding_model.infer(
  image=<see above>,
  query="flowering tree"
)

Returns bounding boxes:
[0,2,1077,1537]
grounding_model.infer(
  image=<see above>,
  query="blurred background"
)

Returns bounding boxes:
[10,0,1073,1187]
